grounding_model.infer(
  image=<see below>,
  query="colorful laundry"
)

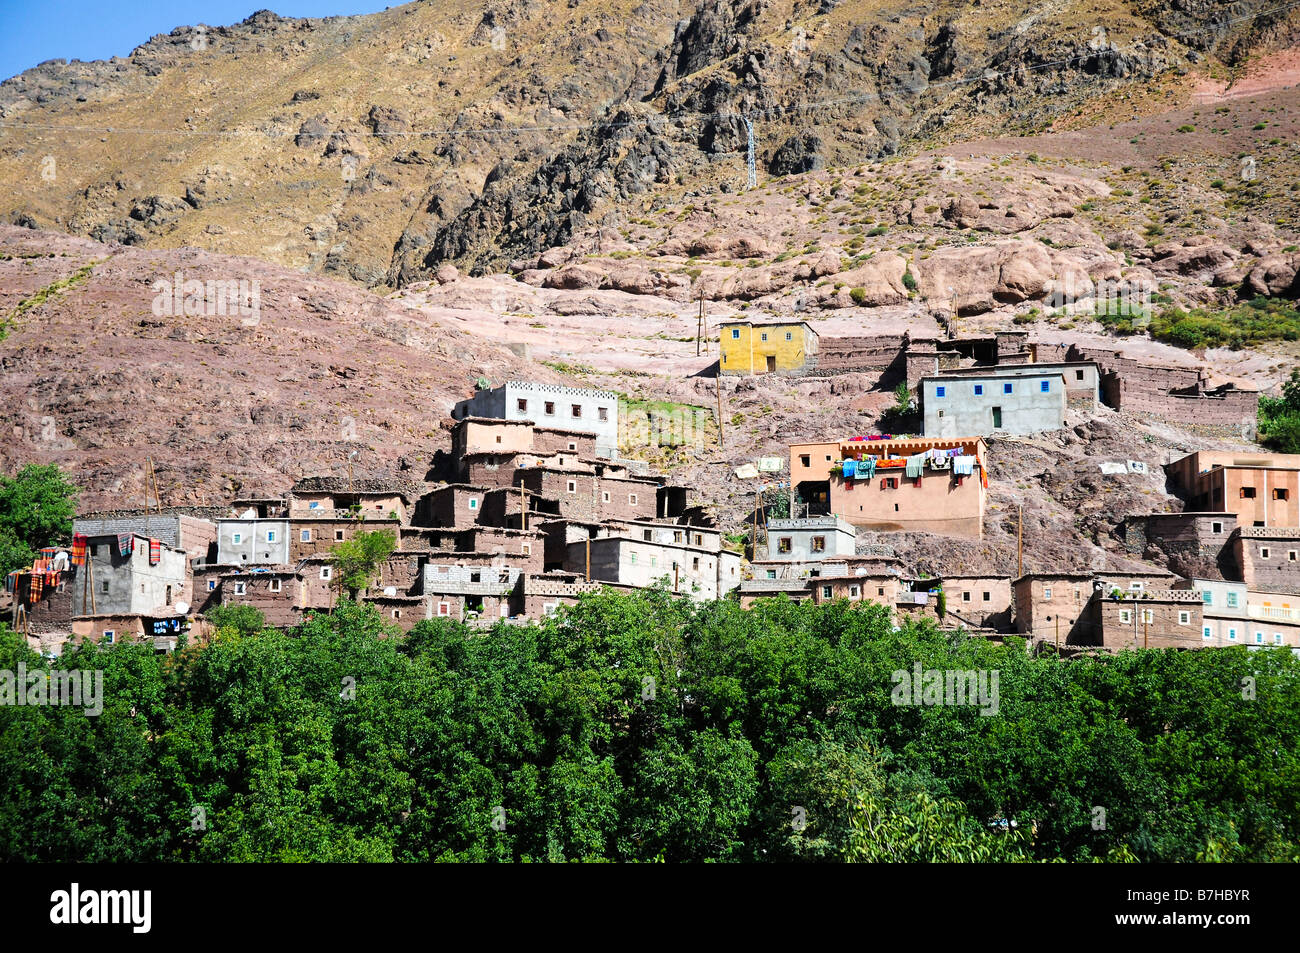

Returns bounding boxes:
[117,533,134,557]
[953,455,976,476]
[842,458,857,478]
[149,538,162,566]
[71,534,87,566]
[905,453,926,479]
[859,457,877,479]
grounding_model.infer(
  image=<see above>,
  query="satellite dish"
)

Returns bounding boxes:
[174,601,190,615]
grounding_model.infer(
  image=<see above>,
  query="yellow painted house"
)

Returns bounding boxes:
[719,321,819,376]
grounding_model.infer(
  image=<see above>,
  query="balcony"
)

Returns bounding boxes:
[1248,605,1300,622]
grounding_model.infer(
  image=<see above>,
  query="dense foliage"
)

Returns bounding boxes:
[2,590,1297,862]
[0,464,78,575]
[1096,297,1300,348]
[1259,369,1300,454]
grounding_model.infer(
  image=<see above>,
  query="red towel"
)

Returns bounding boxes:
[149,538,162,565]
[71,534,87,566]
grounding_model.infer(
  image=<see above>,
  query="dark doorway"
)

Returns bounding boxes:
[766,355,777,373]
[992,406,1002,429]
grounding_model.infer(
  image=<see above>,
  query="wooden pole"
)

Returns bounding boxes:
[521,487,528,532]
[674,562,679,593]
[752,489,762,560]
[1143,612,1148,650]
[585,537,590,582]
[88,556,97,615]
[697,294,703,357]
[1017,505,1023,578]
[716,371,724,449]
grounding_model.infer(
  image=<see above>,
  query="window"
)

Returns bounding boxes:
[269,579,282,593]
[603,491,610,503]
[1227,592,1239,608]
[1003,382,1013,394]
[1274,488,1289,500]
[232,533,242,545]
[522,543,531,556]
[1043,586,1053,599]
[1129,581,1144,594]
[568,442,577,451]
[937,410,945,418]
[983,591,991,602]
[103,631,116,645]
[207,579,217,591]
[566,480,577,494]
[468,498,479,510]
[308,501,320,510]
[334,529,345,541]
[1255,631,1265,645]
[101,580,109,594]
[470,571,481,583]
[878,587,885,596]
[884,477,898,489]
[731,329,740,339]
[544,401,555,416]
[496,436,502,444]
[962,591,971,602]
[598,407,608,421]
[301,529,312,542]
[1075,369,1085,381]
[1212,521,1223,534]
[1040,380,1050,392]
[1275,633,1285,645]
[643,529,653,541]
[692,557,699,570]
[673,531,683,543]
[778,537,792,554]
[234,582,247,595]
[650,556,657,568]
[517,398,528,412]
[571,404,582,418]
[766,569,777,579]
[973,384,984,396]
[850,585,860,597]
[1228,628,1237,641]
[760,333,768,342]
[1203,590,1213,605]
[811,536,825,553]
[1290,551,1298,562]
[694,534,703,546]
[630,553,638,564]
[1178,610,1190,625]
[320,567,332,580]
[822,586,832,599]
[1119,609,1132,624]
[800,454,811,468]
[629,494,638,505]
[266,530,276,542]
[392,609,401,619]
[1203,626,1212,640]
[1239,485,1259,499]
[438,602,450,617]
[1142,609,1154,624]
[1261,547,1271,559]
[785,332,793,341]
[936,386,946,398]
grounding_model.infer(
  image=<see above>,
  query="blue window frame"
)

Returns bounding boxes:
[1202,626,1212,639]
[1003,382,1013,394]
[1040,380,1050,392]
[936,386,946,398]
[1202,591,1213,605]
[731,329,740,339]
[973,384,984,396]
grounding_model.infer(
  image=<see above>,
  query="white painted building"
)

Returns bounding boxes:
[453,381,620,458]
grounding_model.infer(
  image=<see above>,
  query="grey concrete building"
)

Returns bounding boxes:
[74,512,218,561]
[564,535,742,601]
[764,516,858,561]
[77,534,191,616]
[921,372,1068,437]
[216,518,290,565]
[452,381,620,458]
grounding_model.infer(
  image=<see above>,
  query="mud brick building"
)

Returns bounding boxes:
[1120,511,1239,573]
[1095,588,1204,650]
[790,436,988,538]
[289,476,416,523]
[452,381,620,458]
[513,466,661,523]
[904,331,1032,388]
[289,515,400,561]
[215,567,304,628]
[736,578,815,608]
[1013,570,1182,649]
[1168,450,1300,527]
[807,573,901,611]
[565,533,742,601]
[1036,342,1258,434]
[812,333,909,377]
[1233,526,1300,594]
[422,564,524,621]
[942,575,1013,630]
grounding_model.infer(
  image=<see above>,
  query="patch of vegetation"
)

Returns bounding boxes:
[1259,370,1300,453]
[1150,297,1300,349]
[2,260,99,341]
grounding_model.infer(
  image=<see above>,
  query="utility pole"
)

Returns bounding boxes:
[521,487,528,532]
[585,537,590,582]
[716,368,724,449]
[697,294,704,357]
[752,488,762,561]
[1143,610,1149,650]
[1017,504,1023,578]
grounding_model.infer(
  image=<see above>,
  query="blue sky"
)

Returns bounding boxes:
[0,1,399,81]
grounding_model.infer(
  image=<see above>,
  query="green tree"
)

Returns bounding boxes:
[0,464,78,574]
[328,529,397,600]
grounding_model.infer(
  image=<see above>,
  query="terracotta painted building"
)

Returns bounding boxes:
[1168,450,1300,528]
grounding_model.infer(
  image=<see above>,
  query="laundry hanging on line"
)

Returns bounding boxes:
[905,453,926,479]
[149,539,162,566]
[953,455,976,476]
[117,533,134,557]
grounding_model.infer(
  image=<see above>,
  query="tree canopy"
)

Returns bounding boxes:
[0,464,78,575]
[1,589,1297,862]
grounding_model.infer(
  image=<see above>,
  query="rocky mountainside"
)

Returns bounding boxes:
[2,0,1297,286]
